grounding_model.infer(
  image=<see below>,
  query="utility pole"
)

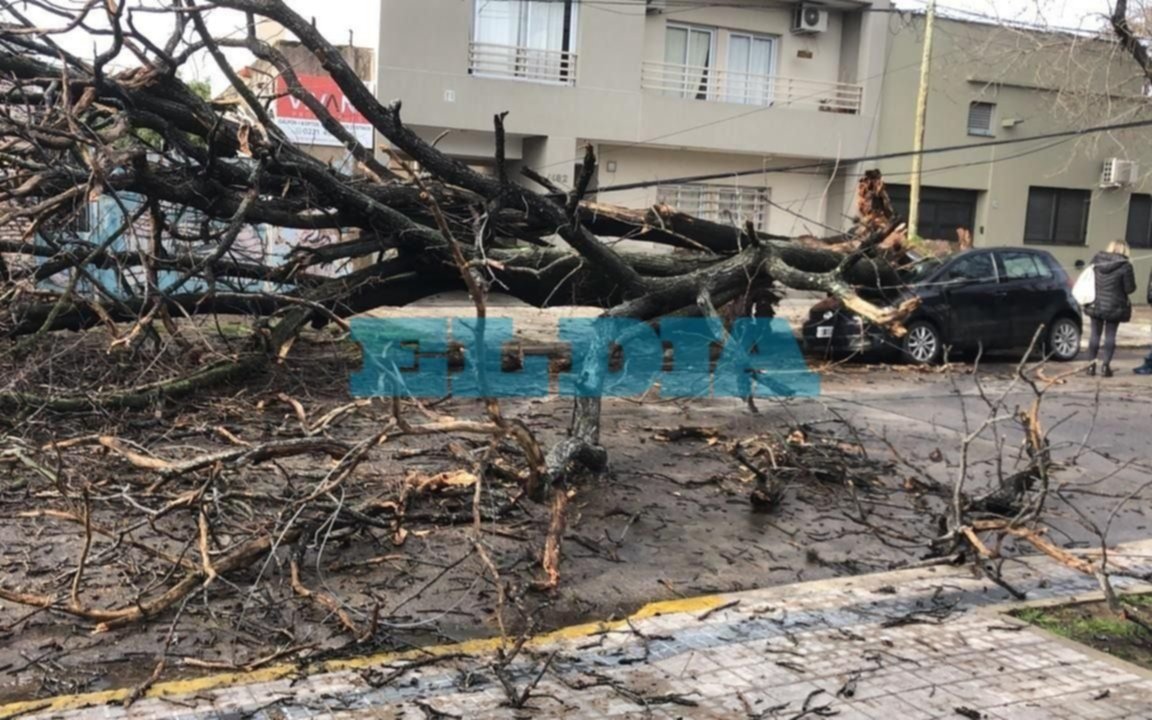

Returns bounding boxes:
[908,0,937,241]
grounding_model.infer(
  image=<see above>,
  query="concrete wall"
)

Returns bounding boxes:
[376,1,888,165]
[875,15,1152,296]
[597,144,838,239]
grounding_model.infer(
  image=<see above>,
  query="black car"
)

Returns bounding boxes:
[802,248,1082,364]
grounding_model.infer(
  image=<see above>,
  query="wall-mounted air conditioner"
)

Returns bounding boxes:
[792,4,829,34]
[1101,158,1137,188]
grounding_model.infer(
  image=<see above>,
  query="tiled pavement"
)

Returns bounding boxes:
[5,541,1152,719]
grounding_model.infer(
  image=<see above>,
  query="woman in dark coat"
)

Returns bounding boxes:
[1086,240,1137,377]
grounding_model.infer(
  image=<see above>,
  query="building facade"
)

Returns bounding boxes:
[376,0,891,241]
[374,1,1152,296]
[874,14,1152,294]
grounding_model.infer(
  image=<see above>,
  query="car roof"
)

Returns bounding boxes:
[942,247,1054,263]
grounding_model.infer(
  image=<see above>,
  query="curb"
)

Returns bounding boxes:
[0,595,729,719]
[5,542,1152,719]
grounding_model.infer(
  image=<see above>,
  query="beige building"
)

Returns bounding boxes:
[373,2,1152,294]
[376,0,891,240]
[874,14,1152,295]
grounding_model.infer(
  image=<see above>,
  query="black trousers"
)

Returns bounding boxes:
[1088,317,1119,366]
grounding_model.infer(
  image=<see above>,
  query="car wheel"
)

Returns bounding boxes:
[902,321,943,365]
[1045,317,1081,361]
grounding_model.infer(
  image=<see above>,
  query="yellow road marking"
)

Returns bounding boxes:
[0,593,726,718]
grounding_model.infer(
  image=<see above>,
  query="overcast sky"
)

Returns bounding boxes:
[899,0,1114,31]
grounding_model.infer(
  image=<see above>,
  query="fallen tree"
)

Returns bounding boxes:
[0,0,941,484]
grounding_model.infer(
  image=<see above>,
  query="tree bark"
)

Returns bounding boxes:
[0,0,936,478]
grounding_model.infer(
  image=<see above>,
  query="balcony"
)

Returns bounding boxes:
[468,42,578,86]
[641,62,864,114]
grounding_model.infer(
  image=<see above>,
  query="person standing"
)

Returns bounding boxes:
[1086,240,1136,378]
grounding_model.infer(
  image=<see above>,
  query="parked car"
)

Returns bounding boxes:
[802,247,1082,364]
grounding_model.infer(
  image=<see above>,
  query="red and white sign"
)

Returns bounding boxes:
[273,74,373,148]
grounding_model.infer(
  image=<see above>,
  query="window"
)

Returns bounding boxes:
[944,253,996,283]
[472,1,577,83]
[999,251,1053,280]
[725,33,776,105]
[657,183,768,229]
[1024,187,1090,246]
[63,197,91,236]
[161,202,211,238]
[664,24,714,100]
[1126,193,1152,249]
[886,185,977,243]
[967,101,995,137]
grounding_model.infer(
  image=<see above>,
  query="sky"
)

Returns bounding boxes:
[894,0,1115,32]
[181,0,381,90]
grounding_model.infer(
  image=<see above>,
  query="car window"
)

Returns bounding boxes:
[1000,252,1051,280]
[944,253,996,283]
[900,257,945,284]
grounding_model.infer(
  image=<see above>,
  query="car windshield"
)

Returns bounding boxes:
[898,257,945,285]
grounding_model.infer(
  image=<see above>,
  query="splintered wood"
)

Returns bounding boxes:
[537,487,572,593]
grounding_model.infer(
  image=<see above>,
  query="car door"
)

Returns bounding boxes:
[937,252,1010,350]
[995,251,1052,348]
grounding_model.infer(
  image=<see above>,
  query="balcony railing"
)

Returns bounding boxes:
[641,61,863,114]
[469,42,578,86]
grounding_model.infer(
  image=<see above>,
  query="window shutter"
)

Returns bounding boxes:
[1024,188,1055,243]
[967,102,994,136]
[1127,194,1152,249]
[1053,190,1088,244]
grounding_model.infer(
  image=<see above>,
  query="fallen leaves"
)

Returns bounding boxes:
[405,469,479,494]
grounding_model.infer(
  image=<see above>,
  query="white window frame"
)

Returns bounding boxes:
[664,23,717,100]
[467,1,576,52]
[470,1,579,85]
[724,32,778,106]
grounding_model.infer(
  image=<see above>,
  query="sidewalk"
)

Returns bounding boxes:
[6,541,1152,719]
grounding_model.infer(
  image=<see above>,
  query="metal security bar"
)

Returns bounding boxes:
[657,183,769,229]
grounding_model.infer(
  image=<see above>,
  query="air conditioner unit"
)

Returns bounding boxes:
[1101,158,1137,188]
[646,0,666,15]
[792,4,829,34]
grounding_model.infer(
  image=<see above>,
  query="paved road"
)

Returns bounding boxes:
[4,296,1151,717]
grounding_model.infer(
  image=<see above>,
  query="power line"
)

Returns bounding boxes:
[524,18,981,175]
[897,0,1108,36]
[520,4,1114,177]
[591,115,1152,196]
[467,0,1105,34]
[663,136,1077,239]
